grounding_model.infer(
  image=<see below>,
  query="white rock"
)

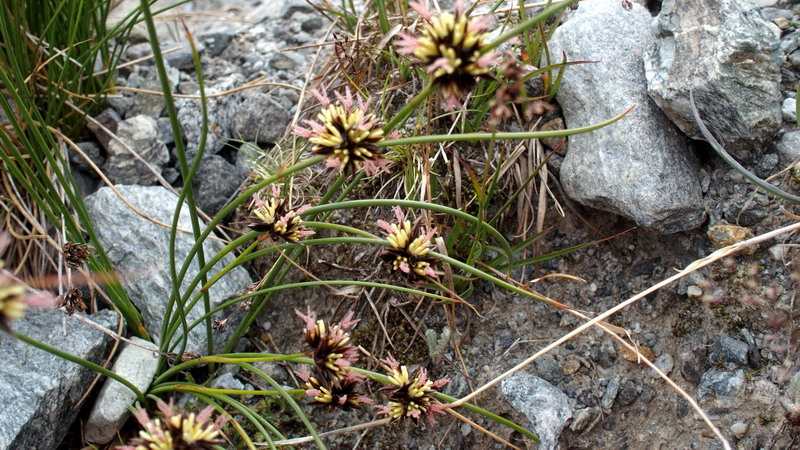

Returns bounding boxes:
[84,338,160,444]
[783,98,797,122]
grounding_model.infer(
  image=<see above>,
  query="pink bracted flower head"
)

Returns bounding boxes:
[120,399,224,449]
[377,355,450,424]
[397,0,496,109]
[379,209,441,281]
[246,187,313,243]
[294,87,392,175]
[296,309,361,382]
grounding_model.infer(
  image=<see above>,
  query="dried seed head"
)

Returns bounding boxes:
[57,288,86,316]
[397,0,497,109]
[62,242,91,269]
[245,185,314,243]
[293,88,390,175]
[376,354,450,424]
[378,207,441,280]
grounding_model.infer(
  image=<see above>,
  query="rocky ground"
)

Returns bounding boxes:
[4,0,800,448]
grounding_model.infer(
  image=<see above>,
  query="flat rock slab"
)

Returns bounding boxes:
[85,185,253,356]
[644,0,782,159]
[0,309,119,449]
[85,337,160,444]
[549,0,705,233]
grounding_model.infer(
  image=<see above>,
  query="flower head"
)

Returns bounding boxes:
[397,0,497,109]
[118,399,225,450]
[0,275,27,332]
[376,354,450,424]
[296,307,360,382]
[245,185,314,243]
[293,88,390,175]
[297,366,372,410]
[378,207,441,280]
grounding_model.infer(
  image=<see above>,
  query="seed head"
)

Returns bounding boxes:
[397,0,497,109]
[245,185,314,243]
[376,354,450,424]
[62,242,91,269]
[293,88,390,175]
[378,207,441,280]
[57,288,86,316]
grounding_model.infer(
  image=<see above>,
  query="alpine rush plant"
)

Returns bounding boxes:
[2,0,667,448]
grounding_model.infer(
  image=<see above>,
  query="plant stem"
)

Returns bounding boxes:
[381,106,633,147]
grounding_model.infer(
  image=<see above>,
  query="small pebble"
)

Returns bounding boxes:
[687,285,703,298]
[707,221,755,254]
[783,97,797,122]
[562,358,581,375]
[621,345,655,364]
[730,421,749,439]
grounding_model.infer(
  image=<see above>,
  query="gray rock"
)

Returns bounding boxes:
[70,141,105,174]
[104,115,169,185]
[177,75,241,155]
[698,368,745,403]
[550,1,704,233]
[157,117,175,146]
[783,97,797,122]
[755,152,779,178]
[281,0,316,18]
[730,421,749,439]
[84,186,253,355]
[761,7,795,24]
[229,93,292,144]
[601,377,621,409]
[200,30,235,57]
[270,53,298,71]
[163,40,206,71]
[680,342,708,385]
[210,372,245,391]
[126,65,180,119]
[501,373,572,450]
[777,130,800,166]
[86,108,121,150]
[649,353,674,378]
[191,155,246,215]
[781,29,800,55]
[301,17,324,33]
[618,378,642,406]
[0,309,118,449]
[107,95,134,118]
[708,336,749,368]
[644,0,783,159]
[789,50,800,70]
[534,356,564,385]
[84,337,160,444]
